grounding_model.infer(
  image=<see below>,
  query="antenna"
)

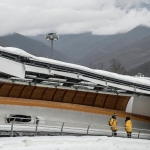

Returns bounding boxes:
[51,25,52,33]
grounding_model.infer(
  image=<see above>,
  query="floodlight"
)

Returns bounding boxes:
[45,33,59,59]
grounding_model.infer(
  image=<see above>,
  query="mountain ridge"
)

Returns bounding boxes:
[0,33,69,62]
[92,34,150,71]
[28,25,150,67]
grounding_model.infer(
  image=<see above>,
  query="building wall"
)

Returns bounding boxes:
[132,97,150,117]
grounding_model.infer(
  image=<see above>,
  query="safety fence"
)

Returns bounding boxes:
[0,116,150,139]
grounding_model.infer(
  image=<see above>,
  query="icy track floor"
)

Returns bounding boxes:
[0,136,150,150]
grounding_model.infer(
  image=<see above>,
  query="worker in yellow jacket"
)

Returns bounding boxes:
[125,117,132,138]
[109,113,118,136]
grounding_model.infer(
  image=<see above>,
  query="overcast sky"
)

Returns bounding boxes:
[0,0,150,36]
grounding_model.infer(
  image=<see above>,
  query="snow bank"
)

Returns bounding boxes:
[0,136,150,150]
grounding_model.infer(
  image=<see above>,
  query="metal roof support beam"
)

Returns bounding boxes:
[61,90,68,102]
[19,85,26,98]
[92,93,99,106]
[82,92,88,105]
[51,89,58,101]
[114,96,120,110]
[7,84,15,97]
[29,86,36,99]
[102,95,109,108]
[40,88,48,100]
[71,91,78,103]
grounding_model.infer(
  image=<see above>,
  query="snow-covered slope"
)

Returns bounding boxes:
[0,136,149,150]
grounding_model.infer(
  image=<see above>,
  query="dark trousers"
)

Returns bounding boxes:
[127,132,131,138]
[112,130,117,137]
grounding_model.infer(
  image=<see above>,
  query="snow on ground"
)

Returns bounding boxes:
[0,136,150,150]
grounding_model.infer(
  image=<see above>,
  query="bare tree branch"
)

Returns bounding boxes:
[109,58,126,74]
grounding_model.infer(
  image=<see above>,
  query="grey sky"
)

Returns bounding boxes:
[0,0,150,36]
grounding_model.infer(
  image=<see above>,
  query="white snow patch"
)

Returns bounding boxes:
[0,136,150,150]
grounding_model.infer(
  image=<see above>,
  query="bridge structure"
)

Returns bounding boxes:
[0,46,150,137]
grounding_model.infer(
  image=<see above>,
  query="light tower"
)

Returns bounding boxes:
[45,33,59,59]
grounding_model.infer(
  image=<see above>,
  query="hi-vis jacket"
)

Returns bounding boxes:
[110,118,118,131]
[125,120,132,132]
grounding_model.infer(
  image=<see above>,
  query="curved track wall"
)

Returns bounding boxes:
[0,103,150,130]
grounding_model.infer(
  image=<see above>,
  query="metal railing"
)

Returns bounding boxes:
[0,116,150,139]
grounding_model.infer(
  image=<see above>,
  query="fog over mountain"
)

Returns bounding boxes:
[0,0,150,36]
[1,25,150,76]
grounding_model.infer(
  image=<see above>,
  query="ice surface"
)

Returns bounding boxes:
[0,136,150,150]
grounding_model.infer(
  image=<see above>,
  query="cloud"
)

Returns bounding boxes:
[0,0,150,36]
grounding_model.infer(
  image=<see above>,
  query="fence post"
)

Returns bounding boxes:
[35,119,39,136]
[10,119,15,137]
[138,130,140,139]
[61,122,64,135]
[87,125,90,135]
